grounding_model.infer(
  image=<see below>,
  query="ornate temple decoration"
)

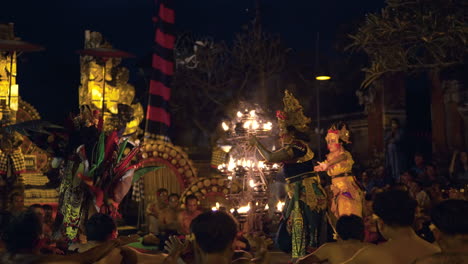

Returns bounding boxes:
[78,31,143,134]
[138,139,198,189]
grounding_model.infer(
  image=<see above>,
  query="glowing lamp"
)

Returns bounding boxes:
[315,75,331,81]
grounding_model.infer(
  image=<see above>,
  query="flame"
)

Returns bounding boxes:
[222,122,229,131]
[276,201,285,212]
[265,204,269,210]
[228,157,236,171]
[243,120,252,129]
[263,122,272,131]
[237,111,243,118]
[230,208,235,213]
[237,203,251,214]
[249,110,256,117]
[258,161,265,169]
[252,120,259,130]
[249,179,255,188]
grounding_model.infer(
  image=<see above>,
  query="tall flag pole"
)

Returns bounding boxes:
[145,0,175,142]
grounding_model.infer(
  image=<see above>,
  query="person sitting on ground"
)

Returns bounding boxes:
[159,193,181,235]
[178,194,202,235]
[0,211,131,264]
[8,192,25,217]
[147,188,169,235]
[73,213,167,264]
[296,214,371,264]
[163,211,269,264]
[414,199,468,264]
[341,190,440,264]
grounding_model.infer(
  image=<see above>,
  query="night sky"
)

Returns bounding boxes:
[1,0,385,123]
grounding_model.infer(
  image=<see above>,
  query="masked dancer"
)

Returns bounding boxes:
[250,90,327,259]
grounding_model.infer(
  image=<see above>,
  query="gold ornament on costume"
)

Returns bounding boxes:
[327,123,351,144]
[277,90,311,133]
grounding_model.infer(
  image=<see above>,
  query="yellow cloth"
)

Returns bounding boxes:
[326,151,354,177]
[331,176,363,218]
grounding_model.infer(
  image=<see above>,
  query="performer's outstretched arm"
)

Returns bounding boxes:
[251,136,293,163]
[314,153,347,171]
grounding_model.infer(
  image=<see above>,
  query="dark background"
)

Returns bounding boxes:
[1,0,385,123]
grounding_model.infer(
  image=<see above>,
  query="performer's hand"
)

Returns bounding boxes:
[164,235,188,258]
[314,162,328,172]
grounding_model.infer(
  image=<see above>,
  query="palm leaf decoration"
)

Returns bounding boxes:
[132,166,163,183]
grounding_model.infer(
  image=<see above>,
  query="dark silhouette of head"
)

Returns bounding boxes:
[373,190,417,227]
[336,214,365,241]
[3,211,43,253]
[190,211,238,254]
[431,199,468,236]
[86,213,117,242]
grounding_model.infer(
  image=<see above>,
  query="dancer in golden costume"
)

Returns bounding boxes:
[314,123,363,222]
[251,90,327,259]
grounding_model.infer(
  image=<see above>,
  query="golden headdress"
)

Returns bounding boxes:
[276,90,311,133]
[327,123,351,144]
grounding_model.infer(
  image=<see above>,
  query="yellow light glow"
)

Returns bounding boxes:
[222,122,229,131]
[238,204,251,214]
[10,85,19,111]
[237,111,243,118]
[265,204,269,210]
[276,201,285,212]
[220,145,232,153]
[315,75,331,81]
[249,179,255,188]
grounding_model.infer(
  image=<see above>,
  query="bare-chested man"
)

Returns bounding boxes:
[73,213,167,264]
[159,193,181,235]
[178,194,202,235]
[341,190,440,264]
[146,188,169,235]
[1,211,132,264]
[413,199,468,264]
[296,214,370,264]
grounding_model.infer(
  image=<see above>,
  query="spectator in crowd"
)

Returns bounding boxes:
[164,211,269,264]
[159,193,181,235]
[342,190,440,264]
[8,192,25,217]
[0,211,128,264]
[178,194,202,235]
[414,199,468,264]
[384,118,406,183]
[41,204,54,238]
[72,213,167,264]
[410,153,428,183]
[296,214,371,264]
[146,188,169,235]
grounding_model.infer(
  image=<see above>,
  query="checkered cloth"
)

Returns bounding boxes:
[211,147,228,168]
[132,178,145,202]
[0,149,26,175]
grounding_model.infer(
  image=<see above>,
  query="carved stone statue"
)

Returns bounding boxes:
[78,31,143,134]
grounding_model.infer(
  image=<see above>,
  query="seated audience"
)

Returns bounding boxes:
[72,213,166,264]
[164,211,269,264]
[147,188,169,235]
[414,199,468,264]
[296,214,371,264]
[0,211,127,264]
[178,194,202,235]
[342,190,440,264]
